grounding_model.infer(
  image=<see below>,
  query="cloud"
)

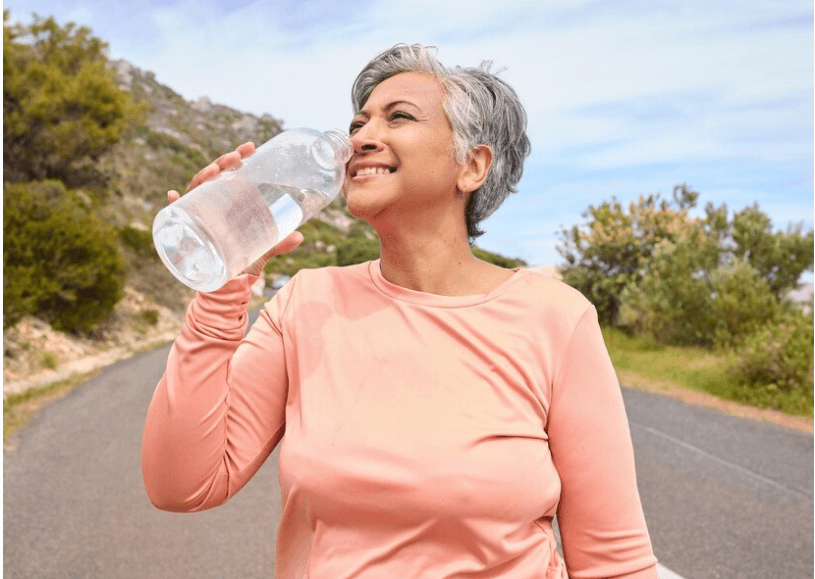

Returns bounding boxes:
[4,0,811,267]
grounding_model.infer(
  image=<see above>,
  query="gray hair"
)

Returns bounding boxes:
[351,44,531,241]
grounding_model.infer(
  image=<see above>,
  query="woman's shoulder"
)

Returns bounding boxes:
[277,261,374,298]
[507,269,596,328]
[515,269,591,307]
[263,261,375,318]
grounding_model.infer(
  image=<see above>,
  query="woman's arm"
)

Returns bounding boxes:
[548,306,659,579]
[141,274,292,512]
[141,143,303,512]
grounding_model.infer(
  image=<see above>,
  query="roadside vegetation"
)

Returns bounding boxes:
[561,184,813,416]
[603,327,812,417]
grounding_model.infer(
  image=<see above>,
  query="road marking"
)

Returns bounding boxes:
[632,421,809,499]
[657,563,688,579]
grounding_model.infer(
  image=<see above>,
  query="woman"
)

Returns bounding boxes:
[142,44,659,578]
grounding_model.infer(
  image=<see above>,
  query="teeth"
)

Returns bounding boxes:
[356,166,391,177]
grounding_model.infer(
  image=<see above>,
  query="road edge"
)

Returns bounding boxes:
[618,369,813,434]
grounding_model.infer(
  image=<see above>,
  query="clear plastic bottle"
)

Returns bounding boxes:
[152,128,353,292]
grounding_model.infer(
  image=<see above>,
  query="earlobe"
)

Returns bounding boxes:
[457,145,494,194]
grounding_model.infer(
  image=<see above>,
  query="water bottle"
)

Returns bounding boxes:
[152,128,353,292]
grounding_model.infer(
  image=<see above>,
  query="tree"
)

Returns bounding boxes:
[557,183,701,325]
[619,233,718,346]
[730,203,814,299]
[621,242,781,348]
[3,180,126,333]
[560,184,813,332]
[3,11,145,188]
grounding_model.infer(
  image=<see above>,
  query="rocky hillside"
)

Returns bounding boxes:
[94,59,361,312]
[103,58,354,230]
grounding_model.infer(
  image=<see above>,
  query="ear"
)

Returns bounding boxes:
[456,144,493,195]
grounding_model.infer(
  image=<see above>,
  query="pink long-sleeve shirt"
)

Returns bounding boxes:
[142,260,658,579]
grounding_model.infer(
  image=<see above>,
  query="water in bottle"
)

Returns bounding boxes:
[152,128,352,292]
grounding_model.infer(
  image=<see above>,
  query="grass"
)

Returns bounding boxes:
[603,327,813,417]
[3,371,98,450]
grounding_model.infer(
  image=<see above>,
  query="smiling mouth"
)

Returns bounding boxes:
[353,166,396,177]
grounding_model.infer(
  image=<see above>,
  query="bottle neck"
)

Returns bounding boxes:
[323,129,353,164]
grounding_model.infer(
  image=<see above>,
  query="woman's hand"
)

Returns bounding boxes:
[167,142,304,277]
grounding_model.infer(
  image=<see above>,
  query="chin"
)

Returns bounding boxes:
[345,189,383,220]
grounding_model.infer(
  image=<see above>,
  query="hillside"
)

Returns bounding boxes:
[96,59,375,312]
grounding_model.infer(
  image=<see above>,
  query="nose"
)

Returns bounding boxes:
[349,122,384,154]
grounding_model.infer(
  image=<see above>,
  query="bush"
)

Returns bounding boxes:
[118,225,156,258]
[3,13,146,188]
[620,239,782,348]
[727,312,814,414]
[620,237,717,346]
[708,259,782,349]
[472,247,527,268]
[139,309,159,326]
[3,180,126,333]
[336,236,380,266]
[41,351,59,369]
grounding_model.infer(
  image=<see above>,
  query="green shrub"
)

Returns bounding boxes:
[620,237,717,346]
[267,252,337,277]
[727,312,814,414]
[336,236,380,266]
[708,259,782,349]
[472,247,527,268]
[118,225,156,258]
[299,219,345,247]
[139,308,159,326]
[621,240,782,348]
[3,180,126,333]
[41,351,59,369]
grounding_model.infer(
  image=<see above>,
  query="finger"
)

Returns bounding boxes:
[236,142,255,158]
[270,231,305,256]
[187,144,254,192]
[186,163,219,192]
[167,190,181,203]
[213,150,242,171]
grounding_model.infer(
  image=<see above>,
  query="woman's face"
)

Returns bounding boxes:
[343,72,466,227]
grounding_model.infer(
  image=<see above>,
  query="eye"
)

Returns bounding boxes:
[390,111,415,122]
[349,121,364,135]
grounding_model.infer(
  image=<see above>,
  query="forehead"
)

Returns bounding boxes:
[361,72,447,113]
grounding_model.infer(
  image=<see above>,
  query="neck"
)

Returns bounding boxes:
[373,210,510,296]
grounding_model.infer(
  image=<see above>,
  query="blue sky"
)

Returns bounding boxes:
[6,0,813,273]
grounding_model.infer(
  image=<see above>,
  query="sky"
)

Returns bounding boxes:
[5,0,813,273]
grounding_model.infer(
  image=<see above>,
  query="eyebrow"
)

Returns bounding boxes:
[354,99,421,119]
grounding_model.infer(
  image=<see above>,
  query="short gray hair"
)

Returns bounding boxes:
[351,44,531,241]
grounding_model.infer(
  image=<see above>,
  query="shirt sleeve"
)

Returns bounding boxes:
[141,274,291,513]
[548,305,659,579]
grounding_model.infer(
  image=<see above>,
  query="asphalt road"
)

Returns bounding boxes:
[4,312,813,579]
